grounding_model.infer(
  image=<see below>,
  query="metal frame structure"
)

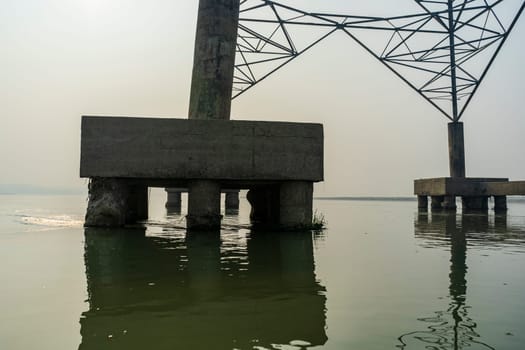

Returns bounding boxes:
[234,0,525,121]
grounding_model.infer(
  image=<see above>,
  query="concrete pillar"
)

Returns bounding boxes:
[127,185,149,221]
[224,189,240,210]
[494,195,508,212]
[188,0,240,120]
[418,195,428,210]
[448,122,466,178]
[187,180,222,230]
[185,0,240,229]
[246,187,280,227]
[442,195,457,211]
[431,196,444,210]
[85,178,129,227]
[279,182,314,229]
[462,196,489,211]
[165,188,182,209]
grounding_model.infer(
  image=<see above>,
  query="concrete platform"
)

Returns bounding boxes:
[81,116,323,183]
[414,177,525,212]
[80,116,324,229]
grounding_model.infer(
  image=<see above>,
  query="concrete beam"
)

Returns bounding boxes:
[484,181,525,196]
[414,177,508,196]
[80,117,323,182]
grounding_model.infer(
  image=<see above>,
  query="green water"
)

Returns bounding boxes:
[1,192,525,349]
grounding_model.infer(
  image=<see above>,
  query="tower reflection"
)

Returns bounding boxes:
[79,227,327,350]
[398,212,497,350]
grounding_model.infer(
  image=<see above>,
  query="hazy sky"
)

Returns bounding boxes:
[2,0,524,196]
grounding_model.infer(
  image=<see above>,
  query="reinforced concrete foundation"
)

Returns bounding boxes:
[415,177,525,212]
[80,0,324,230]
[80,117,324,229]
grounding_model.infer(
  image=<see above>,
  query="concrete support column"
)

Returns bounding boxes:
[85,178,129,227]
[189,0,240,120]
[418,196,428,211]
[165,188,182,209]
[127,185,149,221]
[462,196,489,211]
[185,0,239,230]
[187,180,222,230]
[224,190,240,210]
[494,195,508,212]
[448,122,466,178]
[279,181,313,229]
[431,196,444,210]
[442,195,457,211]
[246,187,280,227]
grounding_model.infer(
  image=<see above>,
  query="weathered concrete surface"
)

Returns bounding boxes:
[431,196,444,210]
[484,181,525,196]
[85,178,129,227]
[279,182,313,229]
[187,180,222,230]
[85,180,149,227]
[224,189,240,210]
[442,195,457,210]
[414,177,509,196]
[246,186,280,227]
[448,122,465,178]
[494,196,508,211]
[462,196,489,211]
[189,0,240,120]
[165,188,182,209]
[417,195,428,209]
[128,185,148,221]
[415,177,525,212]
[80,117,323,182]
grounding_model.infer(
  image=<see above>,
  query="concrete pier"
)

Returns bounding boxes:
[81,117,323,228]
[418,195,428,210]
[80,0,323,230]
[187,180,222,230]
[494,196,508,212]
[448,122,465,178]
[462,196,488,211]
[247,186,280,227]
[415,177,525,212]
[85,179,148,227]
[279,182,313,229]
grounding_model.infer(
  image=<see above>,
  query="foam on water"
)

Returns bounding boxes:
[16,214,84,228]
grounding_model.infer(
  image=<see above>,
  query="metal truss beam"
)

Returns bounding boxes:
[234,0,525,121]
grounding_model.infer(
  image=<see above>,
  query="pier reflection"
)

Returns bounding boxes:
[397,212,500,350]
[398,212,525,349]
[79,227,327,350]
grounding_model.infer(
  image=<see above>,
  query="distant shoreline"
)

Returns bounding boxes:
[315,196,416,201]
[315,196,525,202]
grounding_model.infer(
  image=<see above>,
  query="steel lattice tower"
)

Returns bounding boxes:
[233,0,524,122]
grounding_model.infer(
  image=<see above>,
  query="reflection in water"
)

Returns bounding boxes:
[397,212,521,349]
[79,227,327,350]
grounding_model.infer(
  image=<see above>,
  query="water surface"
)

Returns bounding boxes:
[1,192,524,349]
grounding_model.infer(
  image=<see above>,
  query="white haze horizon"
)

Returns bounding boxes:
[2,0,524,197]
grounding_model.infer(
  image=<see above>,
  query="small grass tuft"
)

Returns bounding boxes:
[311,210,327,230]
